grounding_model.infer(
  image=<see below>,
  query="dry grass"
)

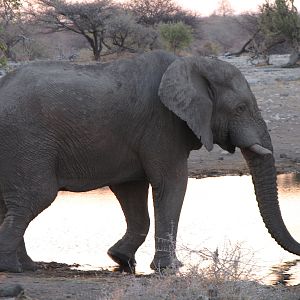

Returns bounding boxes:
[105,241,300,300]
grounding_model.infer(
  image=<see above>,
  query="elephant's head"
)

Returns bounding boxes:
[158,56,300,256]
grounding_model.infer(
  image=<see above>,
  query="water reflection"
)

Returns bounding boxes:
[278,173,300,193]
[25,173,300,284]
[270,259,300,286]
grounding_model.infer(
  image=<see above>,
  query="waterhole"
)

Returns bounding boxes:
[25,173,300,285]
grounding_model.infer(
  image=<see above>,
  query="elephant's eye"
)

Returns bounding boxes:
[235,104,247,114]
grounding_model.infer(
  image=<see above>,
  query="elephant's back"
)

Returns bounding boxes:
[0,51,176,134]
[0,61,118,116]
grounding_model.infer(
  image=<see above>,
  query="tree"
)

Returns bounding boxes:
[0,0,25,62]
[29,0,158,60]
[228,13,269,63]
[29,0,115,61]
[259,0,300,66]
[126,0,198,28]
[105,12,159,53]
[159,21,193,54]
[216,0,234,17]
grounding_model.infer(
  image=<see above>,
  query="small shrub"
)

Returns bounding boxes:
[199,41,221,56]
[13,39,50,61]
[0,42,7,66]
[159,21,193,54]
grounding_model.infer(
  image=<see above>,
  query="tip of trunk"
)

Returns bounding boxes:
[242,149,300,256]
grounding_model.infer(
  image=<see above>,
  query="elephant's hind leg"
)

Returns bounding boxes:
[0,193,26,272]
[109,180,150,270]
[0,174,57,272]
[17,240,36,271]
[0,194,35,271]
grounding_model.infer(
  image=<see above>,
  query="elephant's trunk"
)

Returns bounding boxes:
[242,148,300,255]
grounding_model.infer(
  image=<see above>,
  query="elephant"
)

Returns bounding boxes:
[0,50,299,273]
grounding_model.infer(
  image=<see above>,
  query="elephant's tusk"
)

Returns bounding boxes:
[249,144,273,156]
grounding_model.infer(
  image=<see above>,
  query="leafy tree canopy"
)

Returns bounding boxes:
[159,21,193,54]
[0,0,22,64]
[126,0,198,28]
[29,0,157,60]
[259,0,300,49]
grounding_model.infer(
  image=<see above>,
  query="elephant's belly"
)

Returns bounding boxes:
[56,155,146,192]
[58,172,146,192]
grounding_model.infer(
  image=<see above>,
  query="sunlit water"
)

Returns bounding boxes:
[25,174,300,284]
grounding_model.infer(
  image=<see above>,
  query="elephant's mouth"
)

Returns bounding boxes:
[219,142,236,154]
[218,131,236,153]
[215,129,236,153]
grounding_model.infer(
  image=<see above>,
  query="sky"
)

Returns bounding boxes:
[176,0,300,16]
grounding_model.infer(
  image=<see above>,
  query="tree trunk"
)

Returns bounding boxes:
[93,48,101,61]
[282,49,300,68]
[241,149,300,255]
[227,37,253,56]
[4,46,17,62]
[227,30,260,57]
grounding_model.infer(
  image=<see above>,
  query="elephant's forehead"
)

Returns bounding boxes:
[230,75,253,97]
[219,81,255,107]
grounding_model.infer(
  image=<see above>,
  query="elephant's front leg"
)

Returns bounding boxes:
[108,180,150,270]
[150,163,188,270]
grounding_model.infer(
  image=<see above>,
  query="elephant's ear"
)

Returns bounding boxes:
[158,57,214,151]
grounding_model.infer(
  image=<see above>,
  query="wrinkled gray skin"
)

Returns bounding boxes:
[0,51,299,273]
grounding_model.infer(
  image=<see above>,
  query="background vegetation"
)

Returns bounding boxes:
[0,0,299,66]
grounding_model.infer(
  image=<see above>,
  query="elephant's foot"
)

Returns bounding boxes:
[18,254,37,271]
[107,247,136,272]
[20,259,37,271]
[150,252,183,271]
[17,240,37,271]
[0,251,22,273]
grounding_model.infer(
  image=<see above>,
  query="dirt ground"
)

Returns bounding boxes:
[0,55,300,299]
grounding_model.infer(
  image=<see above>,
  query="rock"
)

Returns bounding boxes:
[279,153,288,159]
[272,114,281,121]
[245,78,260,85]
[279,93,289,97]
[263,69,278,73]
[224,52,232,58]
[0,284,24,297]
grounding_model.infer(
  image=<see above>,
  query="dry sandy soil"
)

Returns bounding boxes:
[0,54,300,299]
